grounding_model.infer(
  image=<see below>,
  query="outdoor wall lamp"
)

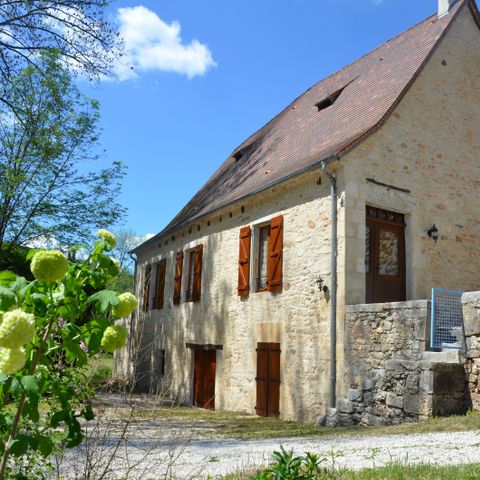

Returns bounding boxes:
[427,224,439,243]
[316,276,329,293]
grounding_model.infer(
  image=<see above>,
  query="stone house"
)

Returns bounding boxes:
[128,0,480,422]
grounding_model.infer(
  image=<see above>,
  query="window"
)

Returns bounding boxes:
[315,87,344,112]
[237,215,283,296]
[173,251,184,305]
[256,225,270,291]
[186,250,196,301]
[186,245,203,302]
[142,264,152,312]
[153,259,167,310]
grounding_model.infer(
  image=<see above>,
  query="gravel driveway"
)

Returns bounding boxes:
[60,429,480,479]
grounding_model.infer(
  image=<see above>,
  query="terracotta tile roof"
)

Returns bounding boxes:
[139,0,472,249]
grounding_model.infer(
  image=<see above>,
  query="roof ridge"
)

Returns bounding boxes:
[230,4,459,157]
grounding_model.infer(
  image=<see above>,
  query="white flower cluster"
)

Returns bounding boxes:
[0,310,35,375]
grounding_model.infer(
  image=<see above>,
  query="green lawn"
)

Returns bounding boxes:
[222,463,480,479]
[122,403,480,440]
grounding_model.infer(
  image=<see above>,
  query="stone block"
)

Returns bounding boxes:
[419,370,434,394]
[326,408,339,427]
[361,378,375,391]
[347,388,363,402]
[315,415,326,426]
[386,393,404,409]
[336,398,354,413]
[404,393,431,416]
[361,413,385,426]
[339,414,355,427]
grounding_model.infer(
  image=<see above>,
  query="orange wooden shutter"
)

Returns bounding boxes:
[173,251,183,305]
[142,264,152,311]
[192,244,203,302]
[267,215,283,293]
[238,226,251,297]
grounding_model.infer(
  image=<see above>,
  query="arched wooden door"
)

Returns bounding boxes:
[365,206,406,304]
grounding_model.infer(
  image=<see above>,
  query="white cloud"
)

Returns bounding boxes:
[115,6,216,80]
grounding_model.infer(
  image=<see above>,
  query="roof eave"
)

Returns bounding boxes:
[130,154,340,254]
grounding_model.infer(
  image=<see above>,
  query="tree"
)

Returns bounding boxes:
[0,52,126,255]
[0,0,122,89]
[108,229,143,293]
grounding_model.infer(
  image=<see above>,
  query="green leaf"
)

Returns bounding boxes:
[8,435,30,456]
[26,249,41,261]
[20,376,40,400]
[0,286,17,311]
[87,289,119,312]
[38,436,53,457]
[50,410,68,428]
[23,398,40,423]
[82,404,95,421]
[0,271,17,288]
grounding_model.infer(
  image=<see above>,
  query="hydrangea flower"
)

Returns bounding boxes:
[0,347,26,375]
[97,229,116,249]
[30,250,68,282]
[101,325,128,352]
[112,292,137,319]
[0,309,35,348]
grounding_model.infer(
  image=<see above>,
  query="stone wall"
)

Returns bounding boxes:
[345,300,428,385]
[336,300,470,426]
[463,292,480,409]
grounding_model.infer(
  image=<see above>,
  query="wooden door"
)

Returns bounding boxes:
[365,207,406,303]
[193,349,216,410]
[256,343,280,417]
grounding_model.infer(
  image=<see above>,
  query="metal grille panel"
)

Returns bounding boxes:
[430,288,464,350]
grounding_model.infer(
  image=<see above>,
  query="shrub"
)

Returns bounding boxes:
[0,230,137,479]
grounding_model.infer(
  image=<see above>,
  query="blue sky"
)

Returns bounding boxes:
[84,0,440,240]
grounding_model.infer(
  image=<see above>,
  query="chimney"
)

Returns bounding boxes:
[438,0,456,18]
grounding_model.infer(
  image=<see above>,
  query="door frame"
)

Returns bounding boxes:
[187,343,223,410]
[365,206,406,304]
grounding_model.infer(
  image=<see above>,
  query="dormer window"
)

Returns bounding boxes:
[315,87,345,112]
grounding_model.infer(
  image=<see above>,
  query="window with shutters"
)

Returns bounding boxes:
[173,251,183,305]
[153,259,167,310]
[186,244,203,302]
[142,264,152,311]
[245,215,283,294]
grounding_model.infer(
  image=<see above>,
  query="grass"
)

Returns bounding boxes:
[121,403,480,440]
[221,463,480,479]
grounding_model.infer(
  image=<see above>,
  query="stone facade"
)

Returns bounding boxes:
[132,170,346,422]
[124,6,480,422]
[343,6,480,306]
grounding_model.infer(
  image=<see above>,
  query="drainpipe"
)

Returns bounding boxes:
[321,163,338,410]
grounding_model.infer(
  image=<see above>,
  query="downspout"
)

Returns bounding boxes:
[321,163,338,410]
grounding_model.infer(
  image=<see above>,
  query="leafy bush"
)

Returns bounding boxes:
[254,447,328,479]
[0,230,137,479]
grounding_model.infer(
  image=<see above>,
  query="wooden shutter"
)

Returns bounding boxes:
[267,215,284,293]
[142,264,152,312]
[238,226,251,297]
[192,244,203,302]
[153,259,166,310]
[173,251,183,305]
